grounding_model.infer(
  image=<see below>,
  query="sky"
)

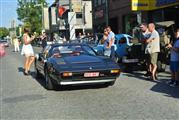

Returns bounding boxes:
[0,0,54,28]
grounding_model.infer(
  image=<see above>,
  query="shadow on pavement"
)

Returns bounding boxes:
[122,71,179,98]
[3,94,46,103]
[18,67,24,73]
[150,80,179,99]
[122,71,155,82]
[123,70,171,82]
[30,71,109,91]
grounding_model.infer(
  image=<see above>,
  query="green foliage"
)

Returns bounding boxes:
[0,27,9,38]
[16,0,47,34]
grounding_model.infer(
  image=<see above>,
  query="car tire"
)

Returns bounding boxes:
[45,71,54,90]
[35,68,41,78]
[34,61,41,78]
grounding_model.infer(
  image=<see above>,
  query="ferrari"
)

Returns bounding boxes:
[35,43,120,90]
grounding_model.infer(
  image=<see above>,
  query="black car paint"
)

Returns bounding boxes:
[35,43,120,87]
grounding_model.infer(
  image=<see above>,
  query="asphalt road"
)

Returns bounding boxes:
[0,45,179,120]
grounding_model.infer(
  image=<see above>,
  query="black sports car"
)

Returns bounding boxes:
[35,43,120,90]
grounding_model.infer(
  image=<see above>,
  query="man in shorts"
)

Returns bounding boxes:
[145,23,160,80]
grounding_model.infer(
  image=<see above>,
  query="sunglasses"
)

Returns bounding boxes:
[104,31,107,32]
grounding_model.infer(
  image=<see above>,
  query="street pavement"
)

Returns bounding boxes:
[0,45,179,120]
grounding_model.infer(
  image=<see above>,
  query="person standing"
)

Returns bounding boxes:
[139,23,151,76]
[40,32,47,49]
[105,26,116,59]
[166,29,179,87]
[145,23,160,80]
[13,36,20,52]
[21,28,35,75]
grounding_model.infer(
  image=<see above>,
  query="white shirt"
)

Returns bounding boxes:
[145,30,160,54]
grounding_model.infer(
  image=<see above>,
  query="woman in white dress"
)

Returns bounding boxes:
[21,28,35,75]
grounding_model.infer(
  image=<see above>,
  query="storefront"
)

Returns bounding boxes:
[92,0,108,33]
[132,0,179,28]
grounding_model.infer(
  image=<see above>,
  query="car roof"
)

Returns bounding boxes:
[115,34,132,40]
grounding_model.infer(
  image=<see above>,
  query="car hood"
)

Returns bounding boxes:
[52,55,118,71]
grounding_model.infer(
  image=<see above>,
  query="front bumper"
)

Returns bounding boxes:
[60,78,116,85]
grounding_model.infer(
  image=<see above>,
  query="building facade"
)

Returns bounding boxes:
[92,0,179,35]
[58,0,93,39]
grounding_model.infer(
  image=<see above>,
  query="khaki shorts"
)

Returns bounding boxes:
[150,53,158,65]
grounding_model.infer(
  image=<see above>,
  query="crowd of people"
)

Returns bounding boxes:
[139,23,179,86]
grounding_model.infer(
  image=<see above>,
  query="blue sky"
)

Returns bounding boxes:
[0,0,53,28]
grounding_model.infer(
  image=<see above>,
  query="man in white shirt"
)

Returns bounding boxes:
[146,23,160,80]
[106,26,115,60]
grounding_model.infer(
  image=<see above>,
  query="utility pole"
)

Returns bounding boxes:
[105,0,109,26]
[69,0,72,12]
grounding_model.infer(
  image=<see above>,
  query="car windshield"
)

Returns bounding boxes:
[51,45,96,57]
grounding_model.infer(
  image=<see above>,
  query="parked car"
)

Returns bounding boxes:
[94,34,134,61]
[0,39,9,47]
[35,43,121,90]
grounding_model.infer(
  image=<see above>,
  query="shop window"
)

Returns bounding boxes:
[123,14,138,35]
[102,0,106,4]
[98,0,102,5]
[76,13,82,18]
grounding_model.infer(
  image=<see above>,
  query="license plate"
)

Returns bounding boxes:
[84,72,99,77]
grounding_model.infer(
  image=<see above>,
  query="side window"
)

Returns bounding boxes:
[118,37,127,44]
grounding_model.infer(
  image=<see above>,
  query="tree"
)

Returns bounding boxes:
[0,27,9,38]
[16,0,47,34]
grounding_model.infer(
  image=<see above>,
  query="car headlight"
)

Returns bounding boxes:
[111,69,120,73]
[62,72,73,77]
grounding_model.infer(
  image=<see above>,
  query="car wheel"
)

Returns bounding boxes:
[45,71,54,90]
[34,61,41,78]
[35,68,41,78]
